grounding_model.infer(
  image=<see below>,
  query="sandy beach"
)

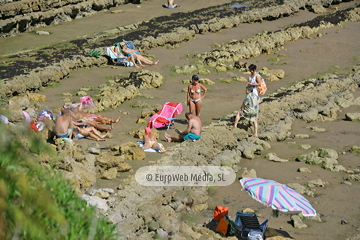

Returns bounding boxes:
[1,0,360,239]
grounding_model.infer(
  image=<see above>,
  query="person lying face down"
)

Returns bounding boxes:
[164,112,202,142]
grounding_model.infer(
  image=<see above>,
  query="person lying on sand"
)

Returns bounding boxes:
[70,102,120,125]
[162,0,180,8]
[142,127,166,152]
[114,44,159,68]
[67,103,114,132]
[73,126,108,141]
[164,112,202,142]
[54,108,108,141]
[233,86,260,137]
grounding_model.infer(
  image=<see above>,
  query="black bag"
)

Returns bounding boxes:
[224,216,237,236]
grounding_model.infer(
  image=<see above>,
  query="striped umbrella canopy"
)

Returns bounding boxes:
[240,177,316,217]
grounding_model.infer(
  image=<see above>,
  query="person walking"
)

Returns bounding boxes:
[233,86,260,137]
[247,64,262,96]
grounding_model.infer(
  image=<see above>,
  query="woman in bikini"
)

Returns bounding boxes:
[187,75,207,118]
[142,127,166,152]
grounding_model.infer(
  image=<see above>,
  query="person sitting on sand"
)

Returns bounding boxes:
[233,86,260,137]
[142,127,166,152]
[54,108,74,138]
[162,0,180,8]
[114,43,159,68]
[68,103,114,132]
[55,108,108,141]
[164,112,202,142]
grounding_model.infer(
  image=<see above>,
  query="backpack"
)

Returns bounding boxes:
[257,77,267,95]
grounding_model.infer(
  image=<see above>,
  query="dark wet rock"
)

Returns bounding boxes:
[1,2,359,99]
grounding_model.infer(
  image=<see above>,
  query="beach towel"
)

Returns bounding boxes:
[0,115,9,124]
[37,110,53,121]
[137,141,164,153]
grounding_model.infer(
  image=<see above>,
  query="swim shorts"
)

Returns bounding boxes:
[183,132,202,141]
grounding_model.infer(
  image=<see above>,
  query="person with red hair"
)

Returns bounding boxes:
[142,127,166,152]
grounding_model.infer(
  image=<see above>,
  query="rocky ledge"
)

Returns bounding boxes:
[3,64,360,239]
[1,1,359,99]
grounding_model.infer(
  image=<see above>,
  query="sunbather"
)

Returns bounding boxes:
[163,0,180,8]
[73,126,108,141]
[114,44,159,67]
[67,103,114,132]
[142,127,166,152]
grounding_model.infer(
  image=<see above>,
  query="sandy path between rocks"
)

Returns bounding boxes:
[9,1,360,239]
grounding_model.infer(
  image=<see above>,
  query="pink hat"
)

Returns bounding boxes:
[145,127,152,134]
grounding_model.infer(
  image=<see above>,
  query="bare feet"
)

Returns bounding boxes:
[96,138,106,141]
[152,60,159,65]
[113,116,121,124]
[164,132,172,142]
[134,64,141,69]
[100,133,109,139]
[106,125,113,132]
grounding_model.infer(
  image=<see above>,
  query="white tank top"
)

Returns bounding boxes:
[248,73,260,96]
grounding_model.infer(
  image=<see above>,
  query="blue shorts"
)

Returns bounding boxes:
[183,132,202,141]
[56,128,72,138]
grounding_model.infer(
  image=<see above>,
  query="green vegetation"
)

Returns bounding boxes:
[267,57,279,62]
[0,119,117,239]
[300,65,343,82]
[49,83,61,88]
[131,101,150,108]
[277,54,286,57]
[350,146,360,154]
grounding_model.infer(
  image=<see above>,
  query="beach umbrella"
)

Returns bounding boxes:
[240,177,316,217]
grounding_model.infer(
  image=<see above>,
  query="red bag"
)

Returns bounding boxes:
[213,206,229,221]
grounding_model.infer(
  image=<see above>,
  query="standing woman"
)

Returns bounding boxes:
[187,75,207,118]
[247,64,262,96]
